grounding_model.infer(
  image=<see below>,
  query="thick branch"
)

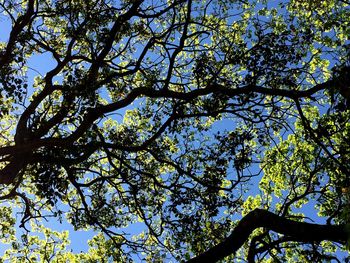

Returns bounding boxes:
[187,209,348,263]
[0,78,335,158]
[0,0,35,67]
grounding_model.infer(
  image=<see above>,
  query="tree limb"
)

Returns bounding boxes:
[187,209,348,263]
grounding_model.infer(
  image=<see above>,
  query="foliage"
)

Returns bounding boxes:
[0,0,349,261]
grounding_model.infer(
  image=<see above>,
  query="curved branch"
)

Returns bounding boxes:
[0,0,35,66]
[0,79,334,158]
[187,209,348,263]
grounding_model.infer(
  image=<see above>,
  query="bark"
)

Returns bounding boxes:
[187,209,348,263]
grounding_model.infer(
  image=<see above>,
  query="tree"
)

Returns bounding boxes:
[0,0,349,261]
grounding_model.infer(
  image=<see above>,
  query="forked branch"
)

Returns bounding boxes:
[187,209,348,262]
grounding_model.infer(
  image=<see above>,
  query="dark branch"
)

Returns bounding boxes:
[187,209,348,263]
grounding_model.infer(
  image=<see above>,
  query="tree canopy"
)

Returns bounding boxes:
[0,0,350,261]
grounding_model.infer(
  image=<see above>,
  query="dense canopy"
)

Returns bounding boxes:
[0,0,349,262]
